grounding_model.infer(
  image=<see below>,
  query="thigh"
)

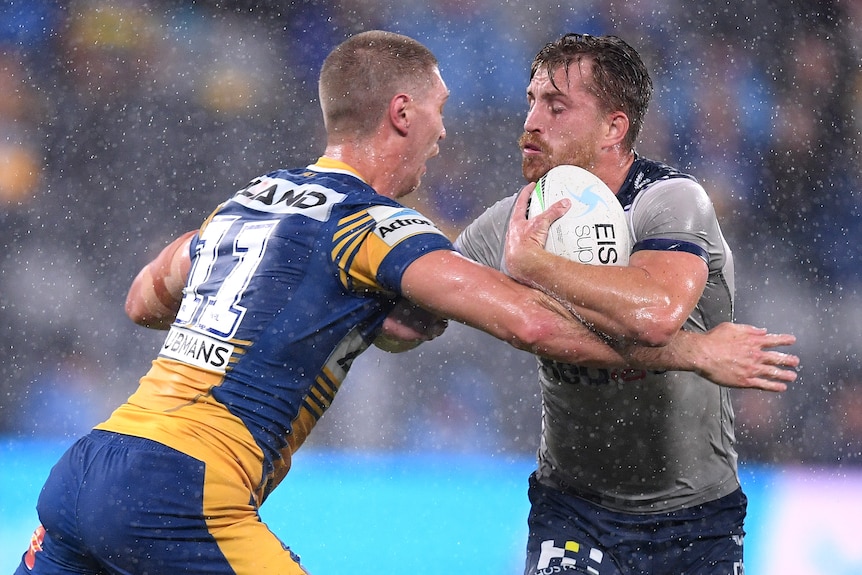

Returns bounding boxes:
[195,462,311,575]
[79,432,309,575]
[524,475,623,575]
[16,435,106,575]
[24,431,308,575]
[643,489,747,575]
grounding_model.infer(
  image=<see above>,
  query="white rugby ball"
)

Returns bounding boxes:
[528,165,631,266]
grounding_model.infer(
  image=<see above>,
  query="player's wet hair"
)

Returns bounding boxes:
[319,30,440,138]
[531,33,652,151]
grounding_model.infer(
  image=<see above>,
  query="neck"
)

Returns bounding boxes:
[596,150,636,195]
[323,137,401,199]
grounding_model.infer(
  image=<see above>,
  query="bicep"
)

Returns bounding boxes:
[628,248,709,319]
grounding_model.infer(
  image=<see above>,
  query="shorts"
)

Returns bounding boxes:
[14,430,308,575]
[524,473,746,575]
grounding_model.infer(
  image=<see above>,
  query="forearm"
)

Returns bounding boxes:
[618,324,799,392]
[617,329,701,372]
[523,292,629,367]
[401,251,627,366]
[515,255,652,341]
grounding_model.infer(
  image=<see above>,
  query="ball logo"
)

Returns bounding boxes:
[531,165,631,267]
[565,183,613,219]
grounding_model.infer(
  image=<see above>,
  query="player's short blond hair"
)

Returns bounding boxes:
[319,31,440,138]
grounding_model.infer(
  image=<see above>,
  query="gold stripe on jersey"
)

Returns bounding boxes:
[333,222,374,266]
[227,339,249,369]
[288,406,317,454]
[96,358,266,499]
[303,383,327,416]
[334,209,374,238]
[348,231,396,291]
[301,370,339,419]
[317,370,339,400]
[291,377,342,453]
[332,210,386,293]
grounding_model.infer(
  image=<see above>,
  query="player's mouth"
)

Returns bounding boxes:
[519,133,546,156]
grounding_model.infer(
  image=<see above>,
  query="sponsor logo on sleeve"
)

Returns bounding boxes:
[368,206,446,247]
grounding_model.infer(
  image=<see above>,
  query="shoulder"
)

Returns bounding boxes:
[618,155,697,207]
[454,192,517,268]
[634,177,711,212]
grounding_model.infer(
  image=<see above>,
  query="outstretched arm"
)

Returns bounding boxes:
[126,231,449,351]
[622,323,798,392]
[400,249,799,391]
[400,249,629,366]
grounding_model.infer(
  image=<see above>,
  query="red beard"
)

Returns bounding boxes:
[518,132,552,183]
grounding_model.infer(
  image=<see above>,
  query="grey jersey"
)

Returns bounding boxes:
[455,156,738,513]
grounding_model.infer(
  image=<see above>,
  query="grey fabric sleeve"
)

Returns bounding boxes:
[453,193,517,271]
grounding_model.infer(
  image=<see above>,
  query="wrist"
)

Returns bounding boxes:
[671,330,704,373]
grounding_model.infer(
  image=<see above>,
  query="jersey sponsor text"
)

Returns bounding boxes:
[369,205,446,246]
[160,325,234,373]
[232,176,345,221]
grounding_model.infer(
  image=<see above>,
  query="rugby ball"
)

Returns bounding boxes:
[528,165,631,266]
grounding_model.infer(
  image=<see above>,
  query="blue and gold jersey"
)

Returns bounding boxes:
[98,158,453,502]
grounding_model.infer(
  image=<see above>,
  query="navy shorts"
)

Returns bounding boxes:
[15,430,307,575]
[524,473,746,575]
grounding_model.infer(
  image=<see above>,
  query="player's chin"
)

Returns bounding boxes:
[402,175,423,197]
[522,156,550,183]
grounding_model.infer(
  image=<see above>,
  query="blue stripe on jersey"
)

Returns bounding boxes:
[632,237,709,264]
[178,164,453,484]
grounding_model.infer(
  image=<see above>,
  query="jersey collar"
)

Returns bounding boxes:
[309,157,368,183]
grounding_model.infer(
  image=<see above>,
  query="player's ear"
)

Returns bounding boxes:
[390,93,411,136]
[604,111,629,148]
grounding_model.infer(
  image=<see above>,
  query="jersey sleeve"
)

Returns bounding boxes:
[629,179,720,266]
[334,204,453,294]
[453,193,516,271]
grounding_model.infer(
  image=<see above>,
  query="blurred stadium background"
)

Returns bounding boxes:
[1,1,861,573]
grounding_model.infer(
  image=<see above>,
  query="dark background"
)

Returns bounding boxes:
[1,0,860,465]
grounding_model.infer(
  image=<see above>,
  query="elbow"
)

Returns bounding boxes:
[124,288,145,325]
[625,302,689,347]
[509,320,554,353]
[630,324,676,347]
[125,288,172,329]
[125,296,154,328]
[508,317,614,367]
[507,313,584,359]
